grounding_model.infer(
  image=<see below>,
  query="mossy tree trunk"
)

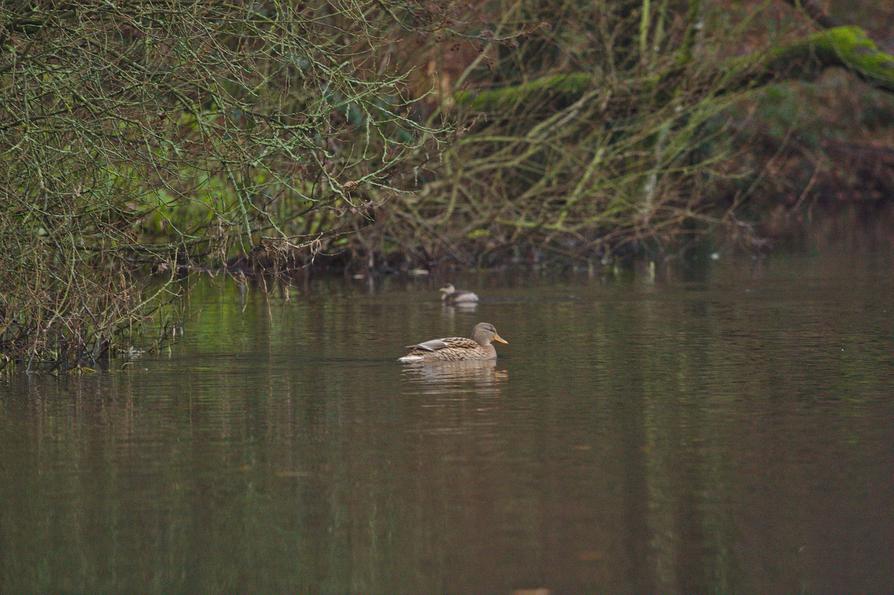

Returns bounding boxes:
[456,26,894,112]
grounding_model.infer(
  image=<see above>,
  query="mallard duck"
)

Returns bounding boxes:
[439,283,479,304]
[398,322,508,363]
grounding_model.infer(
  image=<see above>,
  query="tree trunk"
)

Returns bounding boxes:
[456,26,894,111]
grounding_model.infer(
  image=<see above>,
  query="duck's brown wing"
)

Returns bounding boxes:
[404,337,478,352]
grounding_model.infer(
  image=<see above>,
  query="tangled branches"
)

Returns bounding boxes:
[365,0,754,266]
[0,0,443,368]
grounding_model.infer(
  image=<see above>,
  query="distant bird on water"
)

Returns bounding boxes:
[398,322,508,363]
[439,283,479,304]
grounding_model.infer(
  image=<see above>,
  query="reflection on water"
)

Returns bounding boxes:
[401,359,508,395]
[1,253,893,592]
[444,301,479,311]
[440,302,479,322]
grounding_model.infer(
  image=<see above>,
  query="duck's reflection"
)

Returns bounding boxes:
[441,302,479,317]
[401,359,508,395]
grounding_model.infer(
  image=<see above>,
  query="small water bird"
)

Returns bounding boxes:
[398,322,508,363]
[439,283,479,304]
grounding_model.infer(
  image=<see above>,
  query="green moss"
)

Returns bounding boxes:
[455,27,893,115]
[766,26,894,92]
[454,73,594,112]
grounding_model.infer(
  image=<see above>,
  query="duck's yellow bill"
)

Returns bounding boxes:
[494,334,509,345]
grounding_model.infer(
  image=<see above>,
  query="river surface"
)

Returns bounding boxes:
[1,253,893,592]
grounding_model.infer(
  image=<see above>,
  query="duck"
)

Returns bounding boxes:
[398,322,508,363]
[439,283,479,304]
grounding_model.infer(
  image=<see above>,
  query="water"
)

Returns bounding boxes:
[1,254,893,592]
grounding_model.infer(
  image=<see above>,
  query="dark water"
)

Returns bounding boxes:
[2,254,893,592]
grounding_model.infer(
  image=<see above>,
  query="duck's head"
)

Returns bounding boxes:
[472,322,508,346]
[439,283,456,298]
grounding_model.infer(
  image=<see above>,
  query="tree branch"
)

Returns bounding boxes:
[455,25,894,113]
[781,0,841,29]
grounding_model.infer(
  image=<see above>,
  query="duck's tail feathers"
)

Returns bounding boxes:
[398,354,424,363]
